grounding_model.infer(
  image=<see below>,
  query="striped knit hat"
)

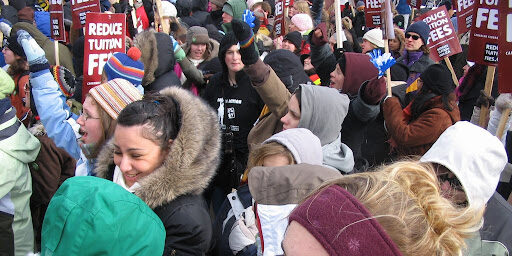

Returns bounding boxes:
[88,79,143,119]
[103,47,145,86]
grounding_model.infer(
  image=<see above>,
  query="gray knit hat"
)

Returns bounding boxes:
[186,26,210,44]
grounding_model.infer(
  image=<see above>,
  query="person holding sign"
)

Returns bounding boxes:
[17,30,142,177]
[383,64,460,156]
[398,21,434,87]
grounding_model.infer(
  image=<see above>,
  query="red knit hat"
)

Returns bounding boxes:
[288,185,403,256]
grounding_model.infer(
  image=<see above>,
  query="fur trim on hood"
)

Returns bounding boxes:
[94,87,221,208]
[134,30,159,86]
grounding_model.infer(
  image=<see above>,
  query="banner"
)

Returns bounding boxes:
[82,13,126,100]
[381,0,395,40]
[274,0,285,37]
[467,0,499,66]
[453,0,475,33]
[49,0,66,42]
[365,0,383,28]
[417,6,462,62]
[71,0,100,29]
[498,0,511,92]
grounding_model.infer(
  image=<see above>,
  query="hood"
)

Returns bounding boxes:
[11,21,50,47]
[95,87,221,208]
[0,101,40,163]
[134,30,176,87]
[218,32,238,76]
[298,84,350,146]
[263,49,312,93]
[182,38,220,62]
[322,135,354,173]
[420,121,507,210]
[224,0,247,20]
[263,128,323,165]
[342,52,378,96]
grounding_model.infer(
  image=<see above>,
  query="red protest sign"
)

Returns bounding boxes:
[381,0,395,40]
[284,0,294,8]
[49,0,66,42]
[71,0,100,29]
[365,0,383,28]
[417,6,462,62]
[274,0,285,37]
[453,0,475,33]
[498,0,511,93]
[82,13,126,101]
[467,0,499,66]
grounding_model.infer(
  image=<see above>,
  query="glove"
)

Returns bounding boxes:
[229,207,258,254]
[242,9,255,28]
[17,30,49,72]
[342,16,352,30]
[368,49,396,77]
[362,76,387,105]
[476,90,494,109]
[231,18,259,65]
[171,36,186,62]
[495,93,512,112]
[0,18,12,36]
[311,22,328,46]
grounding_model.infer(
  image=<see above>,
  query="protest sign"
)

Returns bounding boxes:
[50,0,66,42]
[453,0,475,33]
[498,0,511,93]
[467,0,499,66]
[381,0,394,96]
[71,0,100,29]
[274,0,285,37]
[82,13,126,101]
[417,6,462,62]
[365,0,383,28]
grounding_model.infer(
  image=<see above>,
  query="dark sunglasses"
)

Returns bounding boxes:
[405,33,421,40]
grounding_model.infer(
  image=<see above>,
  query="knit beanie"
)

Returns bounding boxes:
[288,185,403,256]
[219,33,238,74]
[419,64,454,96]
[211,0,227,8]
[291,14,313,32]
[393,15,405,29]
[17,6,34,23]
[88,78,143,119]
[363,28,385,48]
[405,21,430,45]
[161,1,177,17]
[0,68,15,99]
[51,65,75,98]
[103,47,145,87]
[187,26,210,45]
[6,36,26,57]
[283,31,302,51]
[263,128,323,165]
[264,49,311,93]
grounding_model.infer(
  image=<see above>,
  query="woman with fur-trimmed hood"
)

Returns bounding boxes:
[134,30,182,93]
[94,87,221,255]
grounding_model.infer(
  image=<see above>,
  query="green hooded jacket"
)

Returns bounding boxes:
[0,101,40,256]
[41,176,166,255]
[221,0,248,33]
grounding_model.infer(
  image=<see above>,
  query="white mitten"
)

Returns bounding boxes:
[229,206,258,254]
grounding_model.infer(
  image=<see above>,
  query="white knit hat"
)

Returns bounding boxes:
[264,128,323,165]
[161,1,177,18]
[363,28,384,48]
[291,14,313,32]
[420,121,507,210]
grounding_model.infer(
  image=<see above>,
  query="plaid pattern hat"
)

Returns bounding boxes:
[51,65,75,98]
[103,47,145,86]
[88,78,142,119]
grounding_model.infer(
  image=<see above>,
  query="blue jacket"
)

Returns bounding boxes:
[30,69,94,176]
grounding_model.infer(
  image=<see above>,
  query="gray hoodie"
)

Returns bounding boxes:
[298,85,354,173]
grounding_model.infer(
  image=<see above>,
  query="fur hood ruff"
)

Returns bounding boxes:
[94,87,221,208]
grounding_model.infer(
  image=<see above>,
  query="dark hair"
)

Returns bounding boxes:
[7,58,28,78]
[293,86,302,110]
[117,93,181,149]
[410,87,453,121]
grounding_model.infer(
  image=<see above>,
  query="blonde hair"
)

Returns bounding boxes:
[86,96,117,158]
[312,161,483,256]
[242,142,295,182]
[293,1,311,16]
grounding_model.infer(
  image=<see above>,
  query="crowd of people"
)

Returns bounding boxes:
[1,0,511,255]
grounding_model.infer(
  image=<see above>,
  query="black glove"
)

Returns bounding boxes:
[476,90,495,108]
[231,19,259,65]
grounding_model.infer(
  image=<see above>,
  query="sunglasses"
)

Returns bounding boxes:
[405,33,421,40]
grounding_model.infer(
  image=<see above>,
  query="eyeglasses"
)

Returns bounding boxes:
[405,33,421,40]
[82,112,100,121]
